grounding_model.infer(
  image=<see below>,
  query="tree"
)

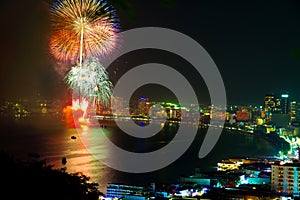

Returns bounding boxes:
[0,150,102,200]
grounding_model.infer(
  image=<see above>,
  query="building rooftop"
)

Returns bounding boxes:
[272,161,300,167]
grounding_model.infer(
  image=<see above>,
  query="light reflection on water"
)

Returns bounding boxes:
[0,115,277,193]
[40,126,112,192]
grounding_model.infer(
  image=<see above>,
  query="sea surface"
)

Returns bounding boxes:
[0,114,277,193]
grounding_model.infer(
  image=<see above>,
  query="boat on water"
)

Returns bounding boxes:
[62,157,67,165]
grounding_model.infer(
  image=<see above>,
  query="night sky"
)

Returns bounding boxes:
[1,0,300,105]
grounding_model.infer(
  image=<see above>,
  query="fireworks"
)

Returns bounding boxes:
[72,97,90,120]
[50,0,119,64]
[65,60,113,106]
[49,0,119,122]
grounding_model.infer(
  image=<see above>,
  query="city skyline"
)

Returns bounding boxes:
[1,1,300,198]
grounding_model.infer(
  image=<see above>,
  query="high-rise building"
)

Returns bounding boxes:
[264,93,290,118]
[263,93,290,128]
[264,94,277,118]
[291,101,300,123]
[271,163,300,195]
[264,94,275,111]
[281,94,290,115]
[137,97,150,117]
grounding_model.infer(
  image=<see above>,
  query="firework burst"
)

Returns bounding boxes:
[65,60,113,106]
[50,0,119,64]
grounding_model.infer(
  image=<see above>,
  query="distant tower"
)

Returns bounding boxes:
[281,94,289,115]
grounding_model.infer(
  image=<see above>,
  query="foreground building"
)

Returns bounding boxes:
[271,163,300,196]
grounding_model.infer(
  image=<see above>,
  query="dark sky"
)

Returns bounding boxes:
[1,0,300,105]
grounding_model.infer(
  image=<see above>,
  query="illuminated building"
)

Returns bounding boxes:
[137,97,150,117]
[271,163,300,195]
[159,102,181,119]
[291,101,300,123]
[225,112,230,121]
[180,107,189,118]
[281,94,290,115]
[265,124,276,133]
[264,94,277,118]
[105,183,146,199]
[236,110,249,122]
[264,93,291,126]
[217,160,241,171]
[0,101,31,119]
[248,109,253,121]
[261,109,266,119]
[249,106,262,122]
[239,174,270,185]
[201,113,211,124]
[169,108,181,119]
[149,104,167,119]
[264,94,285,117]
[96,102,112,116]
[256,118,264,125]
[213,111,226,121]
[264,94,290,115]
[180,176,217,187]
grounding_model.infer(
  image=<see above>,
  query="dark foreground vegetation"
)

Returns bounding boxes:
[0,150,102,200]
